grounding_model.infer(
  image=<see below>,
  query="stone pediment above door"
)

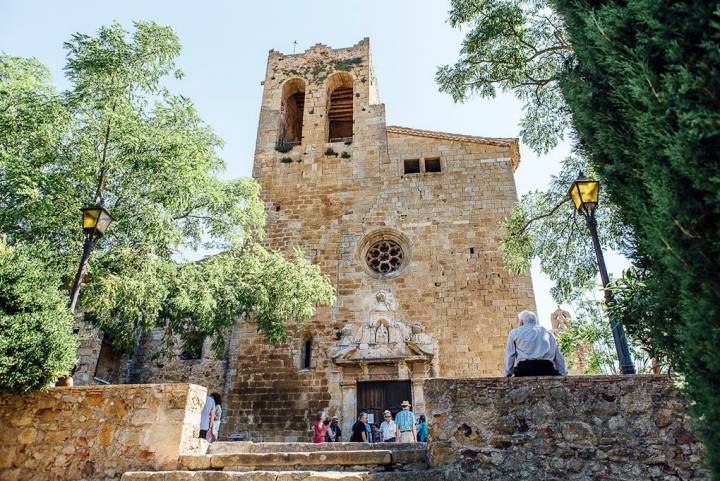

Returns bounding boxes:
[330,290,436,364]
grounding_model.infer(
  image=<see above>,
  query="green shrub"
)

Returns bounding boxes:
[280,156,292,163]
[340,151,351,159]
[0,241,77,394]
[324,147,338,156]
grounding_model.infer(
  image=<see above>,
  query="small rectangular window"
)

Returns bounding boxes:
[425,157,441,173]
[404,159,420,174]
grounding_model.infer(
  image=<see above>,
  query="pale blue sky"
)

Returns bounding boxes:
[0,0,627,327]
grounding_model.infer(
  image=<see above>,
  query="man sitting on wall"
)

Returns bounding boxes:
[503,310,567,377]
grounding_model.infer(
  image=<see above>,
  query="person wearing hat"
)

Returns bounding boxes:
[395,401,416,443]
[326,416,342,442]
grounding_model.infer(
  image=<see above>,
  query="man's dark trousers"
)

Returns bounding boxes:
[513,359,560,377]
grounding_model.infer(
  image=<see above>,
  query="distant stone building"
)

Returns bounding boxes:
[75,39,536,442]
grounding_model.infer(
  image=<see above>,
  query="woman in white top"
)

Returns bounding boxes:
[210,392,222,442]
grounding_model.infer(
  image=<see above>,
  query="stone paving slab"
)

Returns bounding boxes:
[122,472,368,481]
[208,443,426,455]
[122,470,447,481]
[179,451,393,470]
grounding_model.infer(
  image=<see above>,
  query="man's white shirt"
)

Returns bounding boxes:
[503,323,567,376]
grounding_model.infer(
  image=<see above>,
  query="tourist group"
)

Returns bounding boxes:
[313,400,428,444]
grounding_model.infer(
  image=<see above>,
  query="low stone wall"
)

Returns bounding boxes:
[425,376,708,481]
[0,383,206,481]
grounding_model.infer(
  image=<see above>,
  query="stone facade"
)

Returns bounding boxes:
[79,38,535,443]
[0,384,206,481]
[425,376,708,481]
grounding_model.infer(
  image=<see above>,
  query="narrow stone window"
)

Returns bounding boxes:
[326,72,353,142]
[301,336,313,369]
[404,159,420,175]
[425,157,441,173]
[278,78,305,149]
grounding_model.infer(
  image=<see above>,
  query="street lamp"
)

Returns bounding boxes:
[68,199,114,313]
[568,173,636,375]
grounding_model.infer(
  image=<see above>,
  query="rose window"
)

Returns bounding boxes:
[365,240,404,275]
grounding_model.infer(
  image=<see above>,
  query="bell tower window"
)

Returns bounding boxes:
[326,72,354,142]
[278,78,305,148]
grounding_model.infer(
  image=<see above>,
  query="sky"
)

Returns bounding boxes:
[0,0,628,328]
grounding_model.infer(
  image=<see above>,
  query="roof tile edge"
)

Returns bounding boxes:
[386,126,521,171]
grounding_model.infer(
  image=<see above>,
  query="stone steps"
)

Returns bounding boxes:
[121,469,447,481]
[179,450,393,470]
[122,443,431,480]
[208,442,426,454]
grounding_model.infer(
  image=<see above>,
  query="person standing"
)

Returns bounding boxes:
[199,394,216,440]
[416,414,428,443]
[350,413,368,442]
[364,418,372,444]
[209,393,222,443]
[503,310,567,377]
[379,410,397,442]
[326,417,342,442]
[312,413,328,443]
[395,401,416,443]
[371,424,383,443]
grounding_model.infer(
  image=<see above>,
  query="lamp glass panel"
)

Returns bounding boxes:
[83,209,101,229]
[570,180,599,210]
[95,210,113,234]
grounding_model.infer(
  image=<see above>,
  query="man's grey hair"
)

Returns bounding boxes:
[518,310,538,325]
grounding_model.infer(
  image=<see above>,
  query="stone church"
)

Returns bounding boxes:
[77,38,536,441]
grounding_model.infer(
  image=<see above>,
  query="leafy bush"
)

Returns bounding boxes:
[324,147,338,156]
[280,156,292,163]
[0,241,77,393]
[340,151,351,159]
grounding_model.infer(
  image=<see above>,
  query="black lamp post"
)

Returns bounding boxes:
[68,199,114,313]
[568,173,636,375]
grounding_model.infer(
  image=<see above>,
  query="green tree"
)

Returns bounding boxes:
[437,0,573,155]
[501,154,633,303]
[553,1,720,475]
[0,240,77,394]
[0,21,335,360]
[557,294,655,375]
[440,0,720,476]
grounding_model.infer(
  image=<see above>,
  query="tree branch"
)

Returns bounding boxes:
[514,197,571,236]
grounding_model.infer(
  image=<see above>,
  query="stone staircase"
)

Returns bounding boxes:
[121,442,444,480]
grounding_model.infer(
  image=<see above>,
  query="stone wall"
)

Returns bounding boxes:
[0,384,206,481]
[425,376,709,481]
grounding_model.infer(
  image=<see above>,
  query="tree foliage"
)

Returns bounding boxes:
[501,154,633,302]
[0,21,335,360]
[554,1,720,475]
[557,294,655,375]
[441,0,720,476]
[437,0,574,154]
[0,240,77,394]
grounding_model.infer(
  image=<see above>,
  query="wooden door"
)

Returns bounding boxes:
[357,380,412,427]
